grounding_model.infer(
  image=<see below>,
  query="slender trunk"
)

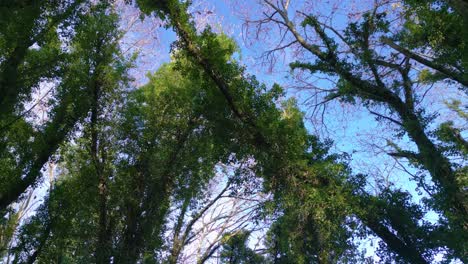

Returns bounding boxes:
[115,189,143,264]
[167,196,190,264]
[364,218,428,264]
[96,174,110,264]
[356,196,429,264]
[0,112,77,210]
[390,97,467,224]
[90,81,112,264]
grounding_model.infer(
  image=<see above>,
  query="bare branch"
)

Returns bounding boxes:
[369,110,404,126]
[381,37,468,86]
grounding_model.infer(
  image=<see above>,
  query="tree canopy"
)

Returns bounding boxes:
[0,0,466,263]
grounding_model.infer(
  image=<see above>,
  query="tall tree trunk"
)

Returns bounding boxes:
[90,80,112,264]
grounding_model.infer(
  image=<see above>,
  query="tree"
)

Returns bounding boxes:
[0,0,124,211]
[239,0,466,259]
[8,3,131,263]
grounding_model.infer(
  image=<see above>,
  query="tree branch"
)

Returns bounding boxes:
[381,37,467,86]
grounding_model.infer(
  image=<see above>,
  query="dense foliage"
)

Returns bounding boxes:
[0,0,466,263]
